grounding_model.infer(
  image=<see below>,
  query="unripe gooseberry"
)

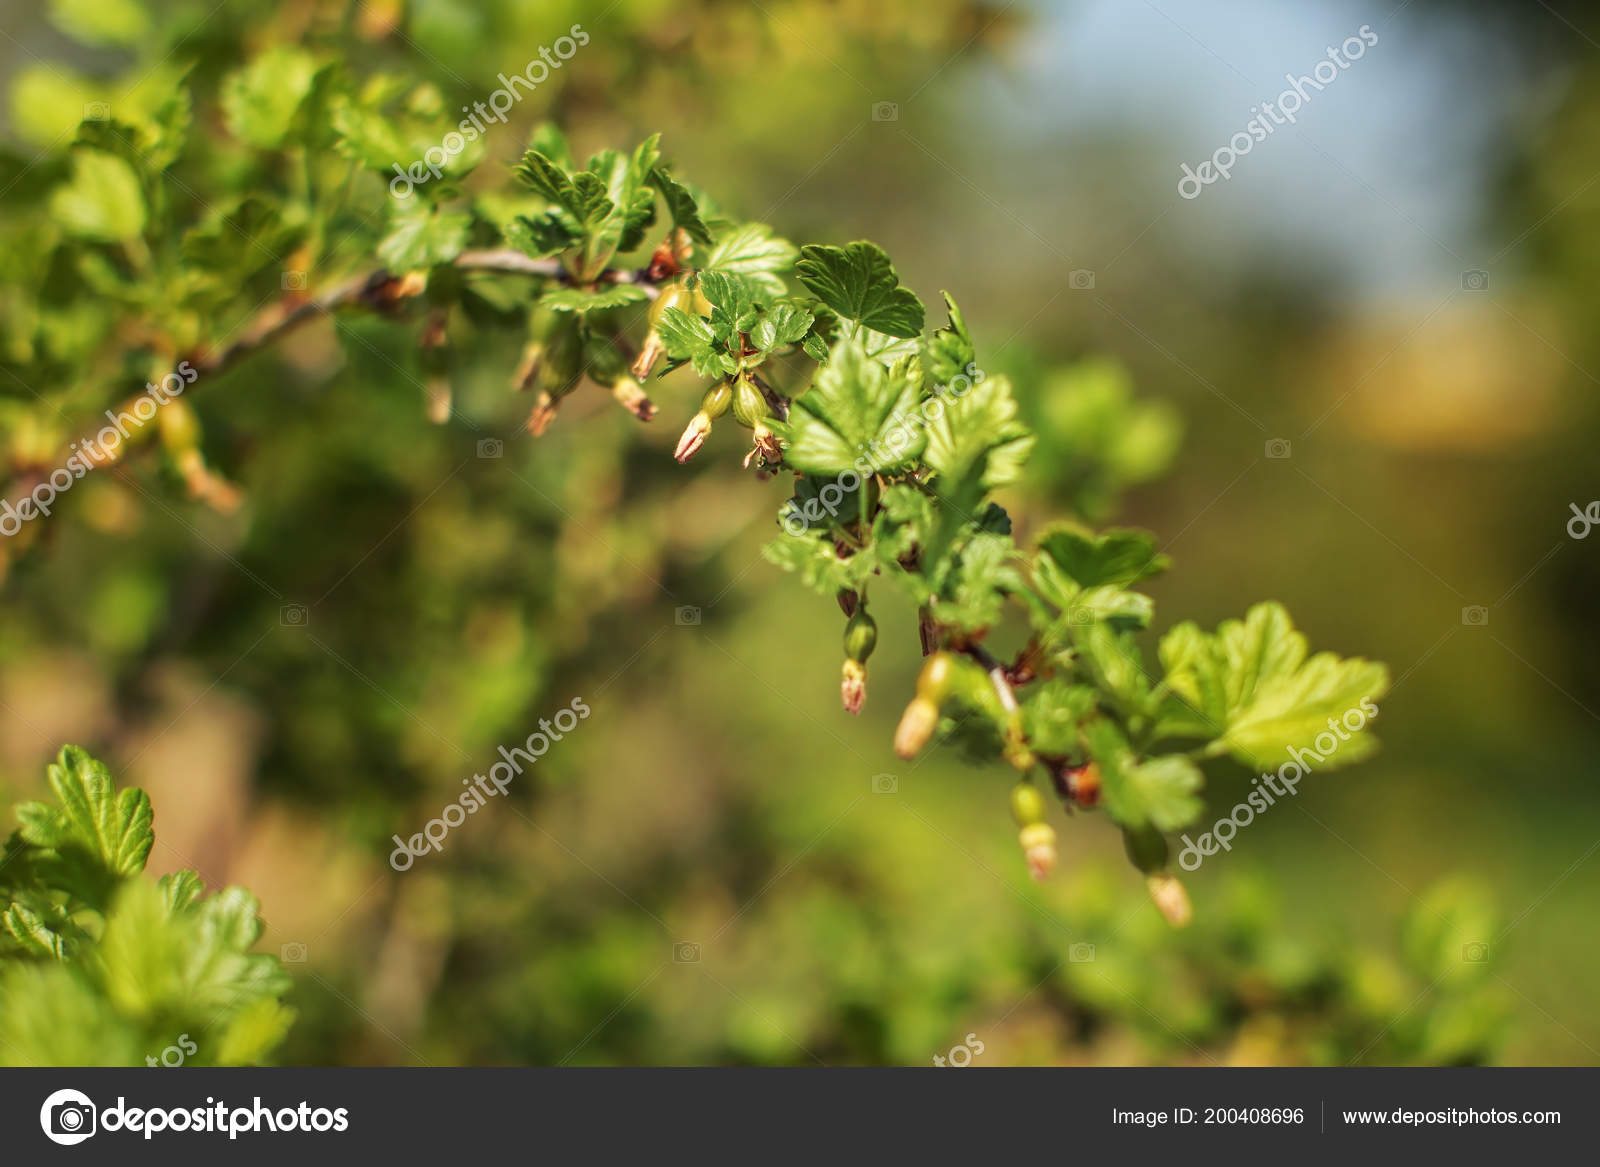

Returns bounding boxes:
[648,283,688,326]
[843,608,878,663]
[1010,782,1046,828]
[916,652,957,702]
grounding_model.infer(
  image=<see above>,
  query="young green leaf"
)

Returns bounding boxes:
[782,335,925,474]
[49,150,146,242]
[1157,602,1390,768]
[702,222,798,297]
[221,47,320,150]
[378,199,471,272]
[796,241,925,338]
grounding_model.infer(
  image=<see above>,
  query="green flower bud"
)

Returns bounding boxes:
[1147,873,1193,928]
[1018,822,1057,881]
[701,382,733,419]
[1122,827,1169,875]
[1010,782,1046,828]
[916,652,956,702]
[648,282,688,327]
[730,374,768,428]
[843,608,878,663]
[894,695,940,759]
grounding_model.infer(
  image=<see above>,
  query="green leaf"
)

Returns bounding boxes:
[180,196,304,277]
[1020,680,1098,756]
[923,372,1033,490]
[2,901,69,960]
[378,199,471,272]
[782,335,925,474]
[1036,525,1168,591]
[505,211,580,260]
[648,166,713,245]
[329,95,412,171]
[50,0,149,47]
[221,47,319,150]
[1086,722,1204,831]
[655,307,736,378]
[20,746,153,880]
[796,241,924,338]
[215,996,298,1066]
[540,284,649,314]
[158,869,205,913]
[751,304,815,352]
[48,151,145,242]
[925,292,976,386]
[761,530,866,597]
[703,222,797,297]
[1157,602,1391,769]
[934,529,1016,633]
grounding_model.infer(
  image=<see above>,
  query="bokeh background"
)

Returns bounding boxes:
[1,0,1597,1064]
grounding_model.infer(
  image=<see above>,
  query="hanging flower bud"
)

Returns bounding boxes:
[631,330,667,381]
[636,283,690,379]
[1018,822,1057,881]
[1010,782,1046,828]
[894,696,940,759]
[916,652,956,702]
[840,607,878,714]
[526,318,584,435]
[743,422,782,470]
[610,376,656,422]
[1146,873,1193,928]
[840,659,867,715]
[843,607,877,663]
[1121,827,1169,874]
[674,382,732,463]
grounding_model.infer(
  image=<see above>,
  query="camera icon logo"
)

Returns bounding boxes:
[1462,941,1489,963]
[1068,607,1095,627]
[1265,438,1292,459]
[40,1089,96,1145]
[871,773,898,794]
[871,101,900,122]
[1461,269,1489,292]
[83,102,109,121]
[1069,942,1096,963]
[281,270,308,292]
[1461,605,1489,627]
[1068,269,1096,291]
[675,606,701,626]
[280,941,308,963]
[673,941,700,963]
[280,603,308,627]
[477,438,503,459]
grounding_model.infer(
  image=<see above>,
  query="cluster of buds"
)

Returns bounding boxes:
[1122,827,1193,928]
[1010,782,1057,882]
[839,603,878,714]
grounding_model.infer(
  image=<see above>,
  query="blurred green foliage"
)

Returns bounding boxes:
[0,0,1588,1068]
